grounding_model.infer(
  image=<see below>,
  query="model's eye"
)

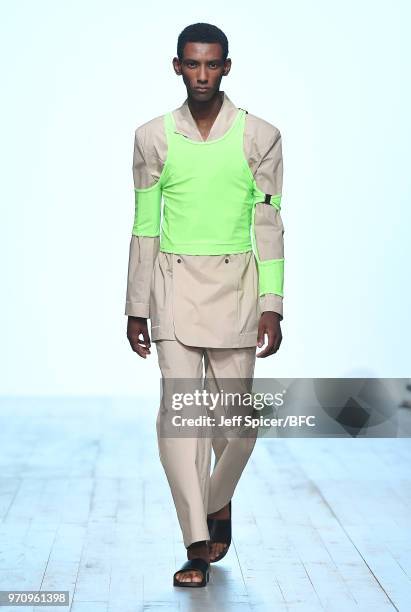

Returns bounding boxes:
[209,63,218,68]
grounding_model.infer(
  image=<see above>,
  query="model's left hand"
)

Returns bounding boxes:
[256,312,282,358]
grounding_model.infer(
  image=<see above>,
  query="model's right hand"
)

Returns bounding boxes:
[127,316,151,358]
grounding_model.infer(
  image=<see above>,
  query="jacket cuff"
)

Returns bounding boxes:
[259,294,283,321]
[125,301,150,318]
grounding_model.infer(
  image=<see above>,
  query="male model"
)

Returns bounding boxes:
[125,23,284,587]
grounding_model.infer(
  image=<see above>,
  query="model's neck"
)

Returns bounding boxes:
[187,90,224,121]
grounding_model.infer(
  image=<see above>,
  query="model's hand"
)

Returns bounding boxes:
[127,316,152,359]
[256,312,282,358]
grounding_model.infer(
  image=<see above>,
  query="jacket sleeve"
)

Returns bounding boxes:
[124,127,162,318]
[251,127,285,321]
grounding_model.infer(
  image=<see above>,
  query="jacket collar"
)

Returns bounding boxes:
[172,91,239,141]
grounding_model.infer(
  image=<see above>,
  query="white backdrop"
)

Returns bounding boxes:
[1,0,410,396]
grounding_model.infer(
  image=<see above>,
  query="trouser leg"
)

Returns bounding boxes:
[204,345,258,515]
[155,338,212,549]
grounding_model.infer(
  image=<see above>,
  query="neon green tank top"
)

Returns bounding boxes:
[131,107,284,297]
[158,108,255,255]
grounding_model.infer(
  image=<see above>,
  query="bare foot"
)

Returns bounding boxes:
[174,540,209,584]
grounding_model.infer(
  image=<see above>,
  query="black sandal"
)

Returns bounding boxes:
[207,500,232,563]
[173,557,210,587]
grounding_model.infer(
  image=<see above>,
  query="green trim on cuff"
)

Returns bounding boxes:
[132,184,162,237]
[257,258,284,296]
[251,200,284,297]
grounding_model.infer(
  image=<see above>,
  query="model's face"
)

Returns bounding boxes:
[173,42,231,102]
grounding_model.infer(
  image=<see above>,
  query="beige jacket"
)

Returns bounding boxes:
[125,91,285,348]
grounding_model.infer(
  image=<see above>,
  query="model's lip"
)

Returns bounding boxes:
[194,87,210,91]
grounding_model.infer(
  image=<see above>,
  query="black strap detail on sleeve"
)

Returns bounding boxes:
[264,193,272,204]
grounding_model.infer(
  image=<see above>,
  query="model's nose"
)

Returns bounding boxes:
[197,66,208,82]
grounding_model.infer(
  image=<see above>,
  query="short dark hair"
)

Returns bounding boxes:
[177,23,229,62]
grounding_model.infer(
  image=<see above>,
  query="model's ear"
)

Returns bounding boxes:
[172,57,182,75]
[223,58,232,76]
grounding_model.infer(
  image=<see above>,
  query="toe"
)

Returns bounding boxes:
[209,542,228,559]
[175,570,203,583]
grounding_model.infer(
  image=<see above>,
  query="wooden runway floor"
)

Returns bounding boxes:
[0,397,410,611]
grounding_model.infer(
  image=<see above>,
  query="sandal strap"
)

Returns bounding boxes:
[175,557,209,577]
[208,500,232,544]
[209,518,231,543]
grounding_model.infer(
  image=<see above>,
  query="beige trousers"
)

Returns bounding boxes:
[155,337,258,549]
